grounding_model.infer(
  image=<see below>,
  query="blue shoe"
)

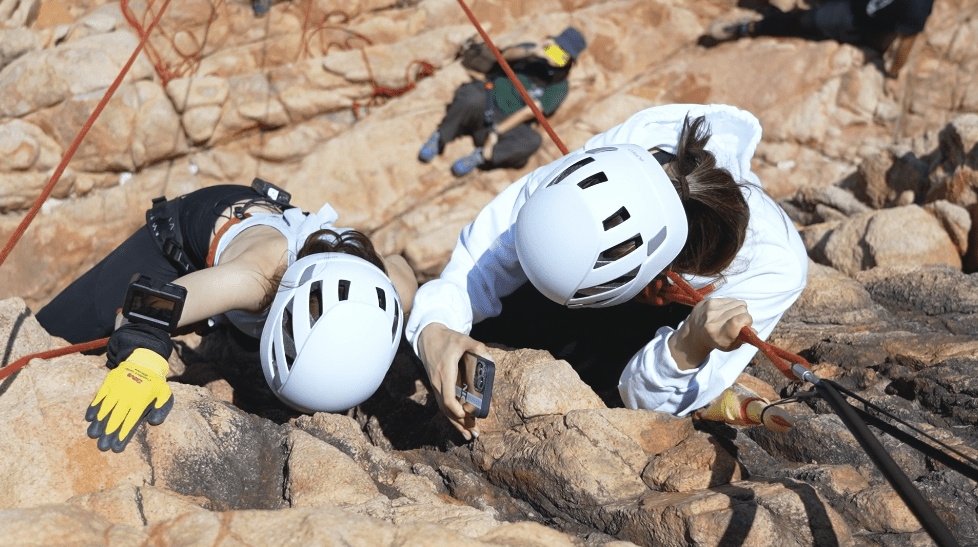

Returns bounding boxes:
[253,0,271,16]
[451,148,486,176]
[418,130,441,163]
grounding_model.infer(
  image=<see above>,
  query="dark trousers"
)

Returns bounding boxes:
[36,226,179,344]
[470,283,692,394]
[437,81,543,169]
[752,1,890,47]
[36,185,260,344]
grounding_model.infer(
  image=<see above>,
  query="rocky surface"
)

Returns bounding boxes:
[2,0,978,546]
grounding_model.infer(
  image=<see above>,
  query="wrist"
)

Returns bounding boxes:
[418,322,446,363]
[668,324,710,371]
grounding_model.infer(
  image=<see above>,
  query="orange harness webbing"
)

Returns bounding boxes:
[205,214,250,268]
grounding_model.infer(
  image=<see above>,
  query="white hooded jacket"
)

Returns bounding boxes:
[405,103,808,415]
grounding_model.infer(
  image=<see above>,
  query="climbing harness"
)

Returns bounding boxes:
[146,197,196,276]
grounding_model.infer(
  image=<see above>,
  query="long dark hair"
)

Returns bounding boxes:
[258,228,386,311]
[666,115,750,277]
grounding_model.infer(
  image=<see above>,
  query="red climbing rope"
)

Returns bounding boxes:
[639,271,812,381]
[353,53,435,118]
[0,0,173,271]
[120,0,215,86]
[0,338,108,382]
[455,0,569,155]
[0,0,170,378]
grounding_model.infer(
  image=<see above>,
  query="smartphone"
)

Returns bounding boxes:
[455,351,495,419]
[121,274,187,333]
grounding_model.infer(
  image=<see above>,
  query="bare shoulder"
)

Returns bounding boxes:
[383,254,418,313]
[217,224,289,277]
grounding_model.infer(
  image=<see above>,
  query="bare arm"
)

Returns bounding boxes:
[169,230,286,328]
[171,264,272,328]
[382,254,418,314]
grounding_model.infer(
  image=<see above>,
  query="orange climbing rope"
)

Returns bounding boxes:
[120,0,218,86]
[0,1,436,380]
[0,338,109,382]
[353,52,435,118]
[0,0,173,272]
[641,272,811,381]
[2,0,811,388]
[455,0,568,155]
[0,1,174,380]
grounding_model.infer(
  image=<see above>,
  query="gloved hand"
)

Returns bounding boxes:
[86,347,174,452]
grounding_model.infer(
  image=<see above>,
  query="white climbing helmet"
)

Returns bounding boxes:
[515,144,688,308]
[260,253,403,413]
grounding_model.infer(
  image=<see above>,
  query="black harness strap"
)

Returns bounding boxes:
[146,196,196,276]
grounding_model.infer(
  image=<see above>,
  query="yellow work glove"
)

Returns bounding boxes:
[85,348,174,452]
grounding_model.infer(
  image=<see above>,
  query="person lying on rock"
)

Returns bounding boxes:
[35,182,418,452]
[703,0,934,77]
[417,26,587,177]
[406,103,809,439]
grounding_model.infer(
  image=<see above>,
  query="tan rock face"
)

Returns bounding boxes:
[3,0,978,308]
[642,432,745,492]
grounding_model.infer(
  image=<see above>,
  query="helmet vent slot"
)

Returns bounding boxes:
[282,304,297,370]
[376,287,387,311]
[546,157,594,187]
[595,234,643,267]
[577,171,608,190]
[574,286,612,298]
[602,207,630,230]
[391,299,400,341]
[572,266,641,298]
[309,280,323,322]
[337,279,351,301]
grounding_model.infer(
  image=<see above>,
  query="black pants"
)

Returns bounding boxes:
[752,1,894,48]
[36,185,261,344]
[437,81,543,170]
[470,283,692,393]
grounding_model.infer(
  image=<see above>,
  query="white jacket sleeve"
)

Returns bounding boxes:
[405,163,554,353]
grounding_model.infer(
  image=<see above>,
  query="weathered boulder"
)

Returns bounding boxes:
[801,205,961,275]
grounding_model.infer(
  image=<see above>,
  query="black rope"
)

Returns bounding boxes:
[816,379,961,547]
[850,405,978,483]
[828,382,978,482]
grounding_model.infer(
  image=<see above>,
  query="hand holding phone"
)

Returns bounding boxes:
[455,351,495,419]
